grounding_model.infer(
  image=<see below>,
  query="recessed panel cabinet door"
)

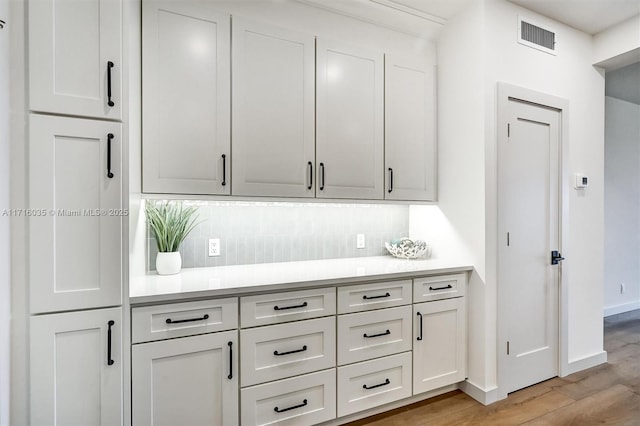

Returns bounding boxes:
[142,1,230,195]
[232,18,315,197]
[385,54,436,201]
[30,308,123,426]
[413,298,466,394]
[29,115,122,314]
[316,39,384,200]
[29,0,122,120]
[132,331,238,426]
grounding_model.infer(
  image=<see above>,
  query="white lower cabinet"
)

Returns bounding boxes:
[337,352,412,417]
[241,369,336,426]
[30,307,123,426]
[132,330,238,426]
[413,297,466,394]
[241,316,336,387]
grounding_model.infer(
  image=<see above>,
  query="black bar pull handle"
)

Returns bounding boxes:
[363,329,390,339]
[307,161,313,190]
[221,154,227,186]
[107,61,115,107]
[274,399,307,413]
[429,284,453,291]
[166,314,209,324]
[362,292,390,300]
[228,341,233,380]
[107,320,115,366]
[107,133,114,178]
[363,378,390,390]
[274,301,307,311]
[319,162,325,191]
[388,168,393,193]
[274,345,307,356]
[416,312,423,341]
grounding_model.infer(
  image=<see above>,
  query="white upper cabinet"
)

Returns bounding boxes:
[142,1,230,195]
[232,18,315,197]
[30,308,123,426]
[316,39,384,200]
[385,54,436,201]
[29,0,122,120]
[29,115,122,314]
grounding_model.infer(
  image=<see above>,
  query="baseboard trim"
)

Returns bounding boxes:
[604,301,640,317]
[562,351,608,376]
[458,380,500,405]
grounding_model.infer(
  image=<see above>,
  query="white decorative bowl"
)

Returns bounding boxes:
[385,238,430,259]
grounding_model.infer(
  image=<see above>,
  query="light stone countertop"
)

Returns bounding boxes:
[129,256,473,305]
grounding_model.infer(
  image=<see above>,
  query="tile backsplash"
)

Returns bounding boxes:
[147,201,409,270]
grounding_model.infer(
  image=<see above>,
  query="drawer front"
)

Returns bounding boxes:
[241,316,336,386]
[241,369,336,426]
[413,273,466,302]
[337,305,412,365]
[132,298,238,344]
[337,280,412,314]
[241,287,336,328]
[337,352,412,417]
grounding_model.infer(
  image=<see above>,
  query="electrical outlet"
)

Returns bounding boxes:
[356,234,365,249]
[208,238,220,257]
[621,283,626,294]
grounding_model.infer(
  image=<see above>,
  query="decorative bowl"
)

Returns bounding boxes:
[385,238,430,259]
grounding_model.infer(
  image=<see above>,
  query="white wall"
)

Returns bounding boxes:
[604,96,640,316]
[431,0,606,400]
[0,0,10,423]
[484,0,605,368]
[593,14,640,68]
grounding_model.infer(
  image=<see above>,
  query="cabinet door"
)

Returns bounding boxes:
[316,39,384,200]
[413,298,466,394]
[29,115,122,314]
[30,308,123,426]
[132,330,238,426]
[29,0,122,120]
[232,18,315,197]
[385,54,436,201]
[142,1,230,195]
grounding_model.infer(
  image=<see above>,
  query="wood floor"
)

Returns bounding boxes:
[349,310,640,426]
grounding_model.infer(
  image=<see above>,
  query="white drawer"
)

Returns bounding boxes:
[241,316,336,387]
[241,287,336,328]
[337,352,412,417]
[413,273,466,302]
[241,369,336,426]
[131,298,238,344]
[337,305,412,365]
[337,280,412,314]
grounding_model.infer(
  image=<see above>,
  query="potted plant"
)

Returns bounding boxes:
[145,200,200,275]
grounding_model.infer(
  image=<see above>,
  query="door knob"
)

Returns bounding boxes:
[551,250,565,265]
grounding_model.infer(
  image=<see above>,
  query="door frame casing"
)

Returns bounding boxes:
[496,82,570,400]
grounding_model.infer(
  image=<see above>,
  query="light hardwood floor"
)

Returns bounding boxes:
[349,310,640,425]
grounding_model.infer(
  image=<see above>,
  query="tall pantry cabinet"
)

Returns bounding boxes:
[27,0,125,424]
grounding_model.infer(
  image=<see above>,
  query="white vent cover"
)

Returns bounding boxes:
[518,16,556,55]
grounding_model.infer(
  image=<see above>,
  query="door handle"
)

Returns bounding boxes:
[221,154,227,186]
[416,312,423,341]
[107,133,114,178]
[307,161,313,190]
[107,320,115,366]
[388,168,393,193]
[319,163,325,191]
[227,341,233,380]
[551,250,565,265]
[107,61,115,107]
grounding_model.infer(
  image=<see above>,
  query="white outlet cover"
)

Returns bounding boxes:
[356,234,365,249]
[208,238,220,257]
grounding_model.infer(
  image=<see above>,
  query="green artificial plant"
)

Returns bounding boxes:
[145,200,200,253]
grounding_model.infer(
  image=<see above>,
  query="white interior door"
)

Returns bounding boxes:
[498,95,561,394]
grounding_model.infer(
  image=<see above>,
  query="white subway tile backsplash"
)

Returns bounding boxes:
[147,201,409,270]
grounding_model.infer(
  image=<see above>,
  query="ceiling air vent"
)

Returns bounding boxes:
[518,16,556,55]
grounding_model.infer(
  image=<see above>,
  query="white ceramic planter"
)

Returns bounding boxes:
[156,252,182,275]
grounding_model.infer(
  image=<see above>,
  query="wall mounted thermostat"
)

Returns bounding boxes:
[574,173,588,189]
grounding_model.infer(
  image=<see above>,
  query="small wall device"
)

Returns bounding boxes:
[574,173,588,189]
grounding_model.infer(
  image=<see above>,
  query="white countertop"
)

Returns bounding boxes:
[130,256,473,305]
